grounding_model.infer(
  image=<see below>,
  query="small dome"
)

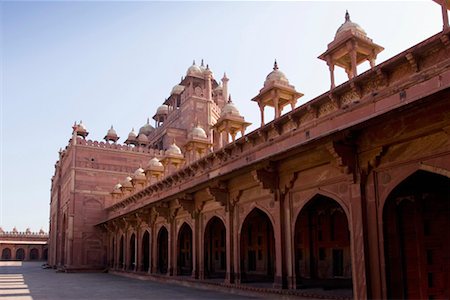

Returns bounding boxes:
[107,125,117,137]
[134,167,145,176]
[137,133,149,143]
[78,121,87,132]
[187,61,203,77]
[113,183,122,190]
[139,118,154,136]
[128,128,137,140]
[166,141,182,156]
[146,157,163,169]
[121,176,133,188]
[171,84,185,95]
[157,104,169,115]
[221,97,241,117]
[191,125,207,139]
[264,60,289,86]
[335,11,366,39]
[39,228,45,235]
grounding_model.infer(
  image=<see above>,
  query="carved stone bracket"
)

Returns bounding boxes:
[359,146,387,174]
[405,52,418,72]
[251,162,280,198]
[207,181,228,208]
[326,141,356,177]
[440,33,450,48]
[178,193,195,218]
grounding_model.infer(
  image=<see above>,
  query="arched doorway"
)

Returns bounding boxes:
[30,248,39,260]
[294,195,351,289]
[240,208,275,283]
[16,248,25,261]
[204,217,226,279]
[157,227,168,274]
[129,233,136,271]
[142,231,150,272]
[383,171,449,299]
[177,223,193,276]
[119,235,124,268]
[1,248,11,260]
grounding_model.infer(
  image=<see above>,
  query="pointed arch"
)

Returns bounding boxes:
[177,222,193,276]
[1,248,11,260]
[383,170,449,299]
[129,233,136,270]
[157,226,168,274]
[141,230,150,272]
[239,208,275,283]
[204,216,226,279]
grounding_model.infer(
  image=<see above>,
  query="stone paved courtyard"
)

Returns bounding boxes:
[0,262,265,300]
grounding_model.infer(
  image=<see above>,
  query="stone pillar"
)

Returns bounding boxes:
[222,73,229,102]
[232,205,241,284]
[283,192,295,289]
[328,62,335,89]
[273,198,283,289]
[441,0,449,29]
[168,221,175,276]
[192,213,200,279]
[134,230,138,272]
[349,182,368,300]
[259,103,265,127]
[151,225,158,274]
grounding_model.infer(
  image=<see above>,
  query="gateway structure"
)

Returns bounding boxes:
[48,9,450,299]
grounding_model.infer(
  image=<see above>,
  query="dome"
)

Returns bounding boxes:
[191,125,207,139]
[146,157,163,169]
[121,176,133,188]
[134,167,145,176]
[106,125,117,137]
[113,183,122,190]
[186,61,203,77]
[166,142,182,156]
[171,84,185,95]
[139,118,154,135]
[137,133,149,143]
[264,61,289,86]
[78,121,87,132]
[221,97,241,117]
[156,104,169,115]
[335,11,366,39]
[128,128,137,139]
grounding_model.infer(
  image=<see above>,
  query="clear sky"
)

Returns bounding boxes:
[0,1,443,232]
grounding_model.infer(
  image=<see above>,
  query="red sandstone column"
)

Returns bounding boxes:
[232,205,241,284]
[151,225,157,274]
[225,206,234,284]
[273,199,283,289]
[192,213,199,279]
[168,221,175,276]
[282,192,295,289]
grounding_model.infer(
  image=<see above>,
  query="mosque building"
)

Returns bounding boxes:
[48,7,450,299]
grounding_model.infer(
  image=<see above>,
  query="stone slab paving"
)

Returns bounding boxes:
[0,262,270,300]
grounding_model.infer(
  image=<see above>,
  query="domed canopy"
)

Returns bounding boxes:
[107,125,117,137]
[104,125,119,142]
[165,141,182,156]
[121,176,133,189]
[171,84,185,95]
[113,183,122,190]
[221,96,241,117]
[77,121,87,132]
[128,128,137,140]
[139,118,154,136]
[137,133,149,144]
[186,60,203,77]
[191,125,207,139]
[264,60,289,86]
[156,104,169,115]
[335,11,366,39]
[146,157,163,169]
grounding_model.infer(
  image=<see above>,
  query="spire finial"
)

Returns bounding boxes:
[193,60,196,65]
[201,59,204,67]
[110,125,114,129]
[228,94,232,103]
[206,64,209,70]
[345,10,350,22]
[273,59,278,70]
[146,117,150,124]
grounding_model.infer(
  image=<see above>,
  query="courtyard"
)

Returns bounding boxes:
[0,261,265,300]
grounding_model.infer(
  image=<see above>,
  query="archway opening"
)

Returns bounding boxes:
[30,248,39,260]
[16,248,25,261]
[204,217,226,279]
[129,233,136,271]
[1,248,11,260]
[43,248,48,261]
[142,231,150,272]
[240,208,275,283]
[294,195,352,289]
[119,235,124,268]
[177,223,193,276]
[157,227,168,274]
[383,171,449,299]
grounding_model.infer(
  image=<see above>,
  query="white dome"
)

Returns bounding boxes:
[106,125,117,137]
[192,126,207,139]
[128,128,137,139]
[78,121,87,131]
[221,101,241,117]
[264,61,289,86]
[187,61,203,77]
[166,142,182,156]
[335,11,366,39]
[146,157,163,169]
[156,104,169,115]
[113,183,122,190]
[134,167,145,176]
[171,84,185,95]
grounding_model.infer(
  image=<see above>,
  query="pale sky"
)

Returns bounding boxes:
[0,1,443,232]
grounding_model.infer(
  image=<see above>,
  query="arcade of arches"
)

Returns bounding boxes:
[1,247,47,261]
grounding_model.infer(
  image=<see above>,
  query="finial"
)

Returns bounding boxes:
[228,94,232,103]
[193,60,196,65]
[181,76,184,82]
[201,59,204,67]
[110,125,114,129]
[273,59,278,70]
[345,10,350,22]
[206,64,209,70]
[146,117,150,124]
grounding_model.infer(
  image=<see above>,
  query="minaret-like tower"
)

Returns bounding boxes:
[319,11,384,89]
